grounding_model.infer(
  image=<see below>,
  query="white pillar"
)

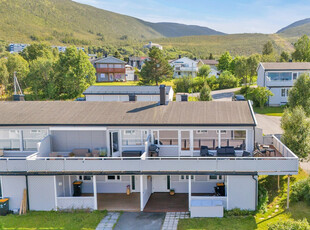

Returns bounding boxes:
[54,176,58,211]
[140,175,144,211]
[188,176,192,211]
[93,175,97,210]
[287,175,290,209]
[68,176,72,196]
[218,130,221,148]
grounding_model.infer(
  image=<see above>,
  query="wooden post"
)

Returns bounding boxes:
[287,175,290,209]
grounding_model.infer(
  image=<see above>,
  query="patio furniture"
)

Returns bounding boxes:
[72,148,90,157]
[200,146,211,157]
[149,144,160,157]
[255,143,266,154]
[242,151,251,157]
[122,150,142,158]
[267,148,276,157]
[216,146,235,157]
[91,149,100,157]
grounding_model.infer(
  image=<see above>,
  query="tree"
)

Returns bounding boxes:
[139,47,173,86]
[233,56,247,84]
[53,46,96,99]
[0,58,9,91]
[262,41,274,55]
[281,106,310,158]
[217,51,232,72]
[247,54,261,84]
[252,86,273,108]
[199,83,212,101]
[217,71,238,89]
[209,53,214,60]
[288,73,310,116]
[292,35,310,62]
[198,65,211,79]
[114,51,121,59]
[21,43,54,62]
[280,51,290,62]
[6,53,29,91]
[174,76,192,93]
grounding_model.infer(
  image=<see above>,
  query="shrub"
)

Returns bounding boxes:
[257,184,268,213]
[268,219,310,230]
[217,71,238,89]
[252,86,273,108]
[206,75,219,90]
[199,84,212,101]
[191,77,204,92]
[291,177,310,204]
[174,76,192,93]
[224,208,255,217]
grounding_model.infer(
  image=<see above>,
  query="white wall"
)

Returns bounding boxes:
[141,175,152,211]
[257,64,265,87]
[1,176,26,211]
[269,87,289,106]
[28,176,56,211]
[227,175,256,210]
[37,135,51,157]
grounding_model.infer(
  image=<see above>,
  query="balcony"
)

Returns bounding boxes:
[175,67,198,72]
[96,68,125,73]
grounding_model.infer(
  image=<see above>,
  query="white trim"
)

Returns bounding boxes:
[106,175,121,182]
[93,175,97,210]
[140,175,143,211]
[188,176,192,211]
[54,176,58,211]
[49,127,107,131]
[68,176,72,196]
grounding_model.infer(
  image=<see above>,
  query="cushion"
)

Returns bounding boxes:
[72,148,89,157]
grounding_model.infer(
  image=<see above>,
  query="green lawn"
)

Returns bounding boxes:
[0,210,107,230]
[253,107,285,117]
[178,169,310,230]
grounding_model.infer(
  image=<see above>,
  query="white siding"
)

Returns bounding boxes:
[227,175,256,210]
[1,176,26,211]
[269,87,290,106]
[257,64,265,87]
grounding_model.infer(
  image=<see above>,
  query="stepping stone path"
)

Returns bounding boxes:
[162,212,190,230]
[96,212,120,230]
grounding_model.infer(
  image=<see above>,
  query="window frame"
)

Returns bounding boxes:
[153,130,179,146]
[106,175,121,181]
[121,130,148,146]
[180,175,195,181]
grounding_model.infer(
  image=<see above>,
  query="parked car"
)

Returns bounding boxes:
[233,95,246,101]
[75,97,86,101]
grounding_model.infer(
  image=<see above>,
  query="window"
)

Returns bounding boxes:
[209,175,224,180]
[23,129,48,151]
[122,130,148,146]
[0,129,20,150]
[131,176,135,190]
[268,72,292,81]
[107,175,121,181]
[293,72,298,80]
[167,176,170,190]
[180,175,194,181]
[158,130,178,145]
[194,130,218,150]
[196,130,208,134]
[281,88,289,97]
[216,130,227,134]
[79,175,92,181]
[220,130,246,150]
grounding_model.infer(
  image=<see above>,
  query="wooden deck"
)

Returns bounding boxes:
[144,193,189,212]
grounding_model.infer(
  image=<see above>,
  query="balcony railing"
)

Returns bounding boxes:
[96,68,125,73]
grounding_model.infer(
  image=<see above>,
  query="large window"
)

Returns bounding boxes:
[23,129,48,151]
[220,130,246,150]
[194,130,218,150]
[268,72,292,81]
[0,129,21,150]
[153,130,178,146]
[281,88,289,97]
[122,130,148,146]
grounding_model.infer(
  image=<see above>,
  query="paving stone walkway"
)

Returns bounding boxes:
[162,212,190,230]
[96,212,120,230]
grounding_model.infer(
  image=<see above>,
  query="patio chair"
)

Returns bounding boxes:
[242,151,251,157]
[255,143,266,154]
[200,146,211,157]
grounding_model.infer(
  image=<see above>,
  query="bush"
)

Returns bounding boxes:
[268,219,310,230]
[217,71,238,89]
[257,184,268,213]
[191,77,204,92]
[291,177,310,204]
[206,75,219,90]
[199,84,212,101]
[224,208,255,217]
[252,86,273,108]
[174,76,192,93]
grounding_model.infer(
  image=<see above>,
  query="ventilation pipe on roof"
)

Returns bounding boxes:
[105,53,108,58]
[179,54,182,59]
[159,85,166,105]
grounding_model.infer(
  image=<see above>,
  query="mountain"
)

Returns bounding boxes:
[0,0,224,45]
[277,18,310,37]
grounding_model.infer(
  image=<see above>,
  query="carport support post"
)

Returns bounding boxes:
[93,175,97,210]
[140,175,143,211]
[188,176,191,211]
[287,175,290,209]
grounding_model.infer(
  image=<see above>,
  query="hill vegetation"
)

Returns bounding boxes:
[277,18,310,40]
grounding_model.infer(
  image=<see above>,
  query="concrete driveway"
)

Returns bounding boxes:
[114,212,165,230]
[211,87,241,101]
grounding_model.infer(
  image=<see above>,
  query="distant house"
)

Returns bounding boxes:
[93,56,127,82]
[257,62,310,106]
[83,85,174,102]
[9,44,29,53]
[128,56,149,70]
[143,41,163,50]
[200,59,220,77]
[125,65,135,81]
[170,57,199,78]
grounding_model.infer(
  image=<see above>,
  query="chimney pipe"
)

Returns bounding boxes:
[179,55,181,59]
[105,53,108,58]
[159,85,166,105]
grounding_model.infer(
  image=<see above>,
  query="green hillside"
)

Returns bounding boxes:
[277,18,310,41]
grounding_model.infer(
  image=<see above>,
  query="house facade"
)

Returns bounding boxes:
[93,56,127,82]
[170,57,199,78]
[0,99,298,216]
[143,42,163,50]
[257,62,310,106]
[200,59,220,77]
[83,85,174,102]
[128,57,149,70]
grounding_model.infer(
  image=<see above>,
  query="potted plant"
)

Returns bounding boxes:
[126,185,131,195]
[68,152,75,157]
[170,189,175,196]
[99,148,107,157]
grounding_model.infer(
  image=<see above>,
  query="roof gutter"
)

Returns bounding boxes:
[248,100,257,126]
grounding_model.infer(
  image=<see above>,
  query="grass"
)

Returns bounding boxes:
[178,169,310,230]
[0,210,107,230]
[253,107,285,116]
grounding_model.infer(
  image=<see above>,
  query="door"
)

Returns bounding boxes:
[180,131,192,156]
[152,176,168,192]
[109,131,119,157]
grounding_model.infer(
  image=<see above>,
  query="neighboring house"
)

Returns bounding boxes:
[257,62,310,106]
[0,97,298,216]
[125,65,136,81]
[128,56,149,70]
[170,57,199,78]
[51,46,85,52]
[200,59,220,77]
[9,44,29,53]
[83,85,174,102]
[143,41,163,50]
[93,56,127,82]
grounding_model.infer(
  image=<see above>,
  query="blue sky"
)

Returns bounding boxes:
[73,0,310,34]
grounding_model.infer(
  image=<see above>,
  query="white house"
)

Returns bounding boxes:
[125,65,135,81]
[170,57,199,78]
[143,42,163,50]
[83,85,174,102]
[0,97,298,217]
[200,59,220,77]
[257,62,310,106]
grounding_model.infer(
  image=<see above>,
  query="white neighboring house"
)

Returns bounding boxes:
[83,85,174,102]
[257,62,310,106]
[125,65,135,81]
[143,41,163,50]
[170,57,199,78]
[200,59,220,77]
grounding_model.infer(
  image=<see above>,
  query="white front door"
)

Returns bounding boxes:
[152,176,168,192]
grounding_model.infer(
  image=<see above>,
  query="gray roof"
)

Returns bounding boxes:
[201,59,219,65]
[260,62,310,70]
[94,56,126,64]
[83,86,172,95]
[0,101,255,127]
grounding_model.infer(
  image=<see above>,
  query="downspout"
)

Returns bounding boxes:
[252,175,258,210]
[25,175,30,210]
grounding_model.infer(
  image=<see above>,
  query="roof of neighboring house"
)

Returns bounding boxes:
[94,56,126,64]
[129,56,149,61]
[260,62,310,70]
[0,101,256,127]
[200,59,219,65]
[170,57,197,64]
[83,86,172,95]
